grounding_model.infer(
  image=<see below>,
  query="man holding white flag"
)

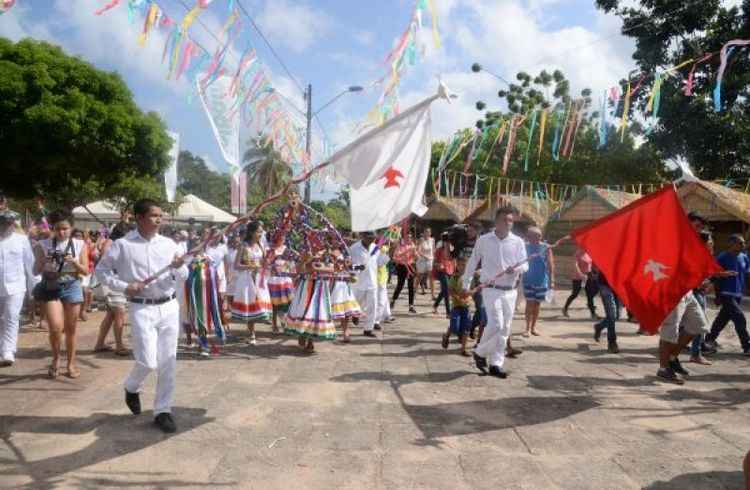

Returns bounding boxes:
[330,84,450,231]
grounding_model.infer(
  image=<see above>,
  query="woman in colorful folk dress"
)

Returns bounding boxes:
[231,222,271,345]
[267,235,295,334]
[285,247,336,353]
[330,252,360,343]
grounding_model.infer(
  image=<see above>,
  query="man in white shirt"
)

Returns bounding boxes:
[96,199,187,433]
[462,207,527,378]
[0,210,35,366]
[350,232,381,338]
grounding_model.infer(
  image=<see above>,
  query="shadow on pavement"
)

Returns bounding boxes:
[0,407,225,490]
[644,470,744,489]
[330,370,473,385]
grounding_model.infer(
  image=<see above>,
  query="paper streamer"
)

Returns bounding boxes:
[714,39,750,112]
[523,110,539,172]
[683,53,713,96]
[537,109,547,166]
[551,111,562,162]
[598,91,608,148]
[138,3,160,47]
[620,79,631,143]
[94,0,119,15]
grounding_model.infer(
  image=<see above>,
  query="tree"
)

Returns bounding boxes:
[0,38,172,207]
[594,1,750,180]
[432,69,665,193]
[242,137,292,195]
[177,151,231,210]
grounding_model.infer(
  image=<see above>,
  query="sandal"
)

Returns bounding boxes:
[522,331,530,338]
[47,365,59,379]
[441,333,450,349]
[531,330,541,337]
[67,367,81,379]
[689,355,712,365]
[115,348,130,357]
[93,345,114,353]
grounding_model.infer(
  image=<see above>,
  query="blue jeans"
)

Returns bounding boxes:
[433,272,450,316]
[472,290,486,328]
[706,295,750,350]
[596,285,617,343]
[690,291,707,356]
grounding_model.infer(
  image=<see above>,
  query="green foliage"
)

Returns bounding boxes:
[243,137,292,194]
[594,0,750,180]
[430,69,666,193]
[0,38,172,207]
[177,151,231,210]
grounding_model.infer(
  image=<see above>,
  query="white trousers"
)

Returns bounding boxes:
[474,288,517,369]
[125,299,180,415]
[0,293,25,362]
[354,288,376,332]
[377,283,391,323]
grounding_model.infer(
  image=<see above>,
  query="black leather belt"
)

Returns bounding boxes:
[129,294,176,305]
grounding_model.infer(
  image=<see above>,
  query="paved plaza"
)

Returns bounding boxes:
[1,293,748,489]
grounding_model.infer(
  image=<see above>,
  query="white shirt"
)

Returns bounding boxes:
[418,237,435,260]
[96,230,188,299]
[350,241,381,291]
[205,243,228,276]
[462,231,528,290]
[0,232,35,296]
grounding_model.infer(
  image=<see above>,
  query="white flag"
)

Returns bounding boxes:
[330,84,448,190]
[330,86,448,231]
[197,75,240,168]
[165,131,179,203]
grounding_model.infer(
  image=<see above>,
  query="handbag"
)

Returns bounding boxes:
[33,238,75,301]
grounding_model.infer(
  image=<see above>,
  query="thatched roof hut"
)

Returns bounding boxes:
[677,180,750,251]
[421,196,485,224]
[545,186,643,285]
[466,194,552,235]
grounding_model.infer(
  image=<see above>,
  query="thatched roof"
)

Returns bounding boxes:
[422,196,485,223]
[467,194,552,226]
[550,185,642,222]
[678,180,750,223]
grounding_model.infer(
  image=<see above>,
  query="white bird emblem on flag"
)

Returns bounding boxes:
[644,259,670,282]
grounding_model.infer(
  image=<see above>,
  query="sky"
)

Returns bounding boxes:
[0,0,692,199]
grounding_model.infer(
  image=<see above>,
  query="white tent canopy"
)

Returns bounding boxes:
[174,194,235,224]
[72,195,236,226]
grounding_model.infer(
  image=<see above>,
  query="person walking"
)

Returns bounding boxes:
[93,224,130,356]
[96,199,187,433]
[0,210,35,367]
[231,222,272,345]
[32,211,88,379]
[562,246,598,319]
[522,227,555,337]
[592,266,620,353]
[350,232,381,338]
[462,207,528,379]
[391,233,418,314]
[416,228,435,298]
[704,234,750,355]
[432,233,455,317]
[375,238,394,327]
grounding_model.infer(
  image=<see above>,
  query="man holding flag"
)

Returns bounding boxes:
[571,186,726,384]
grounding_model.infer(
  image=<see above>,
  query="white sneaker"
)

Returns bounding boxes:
[199,351,210,358]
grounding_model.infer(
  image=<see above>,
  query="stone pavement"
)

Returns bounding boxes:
[1,292,749,489]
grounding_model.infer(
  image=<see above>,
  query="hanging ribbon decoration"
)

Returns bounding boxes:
[714,39,750,112]
[482,119,508,168]
[138,3,160,47]
[620,79,632,143]
[598,90,608,148]
[523,109,539,172]
[683,53,713,96]
[94,0,119,15]
[551,111,563,161]
[502,114,525,175]
[536,109,547,166]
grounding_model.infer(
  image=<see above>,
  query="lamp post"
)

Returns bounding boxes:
[303,85,364,204]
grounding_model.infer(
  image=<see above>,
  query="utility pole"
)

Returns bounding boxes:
[304,83,313,204]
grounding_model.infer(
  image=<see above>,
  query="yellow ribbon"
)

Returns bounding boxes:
[537,109,547,166]
[138,3,159,47]
[427,0,441,49]
[620,79,631,142]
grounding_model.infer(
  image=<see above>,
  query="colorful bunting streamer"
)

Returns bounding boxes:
[714,39,750,112]
[523,110,539,172]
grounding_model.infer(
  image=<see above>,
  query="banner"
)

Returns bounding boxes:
[165,130,179,202]
[197,75,240,168]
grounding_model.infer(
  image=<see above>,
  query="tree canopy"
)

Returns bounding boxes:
[594,0,750,180]
[430,69,665,196]
[0,38,172,207]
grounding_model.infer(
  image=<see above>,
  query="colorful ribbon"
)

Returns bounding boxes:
[523,110,539,172]
[714,40,750,112]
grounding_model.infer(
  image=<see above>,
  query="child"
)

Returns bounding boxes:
[330,254,360,343]
[231,222,271,345]
[267,235,295,334]
[441,257,472,356]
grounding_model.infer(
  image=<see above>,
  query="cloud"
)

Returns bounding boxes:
[354,30,375,46]
[255,0,334,53]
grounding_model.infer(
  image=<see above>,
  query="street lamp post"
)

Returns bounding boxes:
[303,85,364,204]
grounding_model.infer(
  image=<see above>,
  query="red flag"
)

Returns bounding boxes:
[571,186,723,333]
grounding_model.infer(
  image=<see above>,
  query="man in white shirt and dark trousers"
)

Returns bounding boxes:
[462,207,528,378]
[0,210,35,367]
[350,232,381,338]
[96,199,187,433]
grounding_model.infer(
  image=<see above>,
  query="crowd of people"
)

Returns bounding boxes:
[0,191,748,434]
